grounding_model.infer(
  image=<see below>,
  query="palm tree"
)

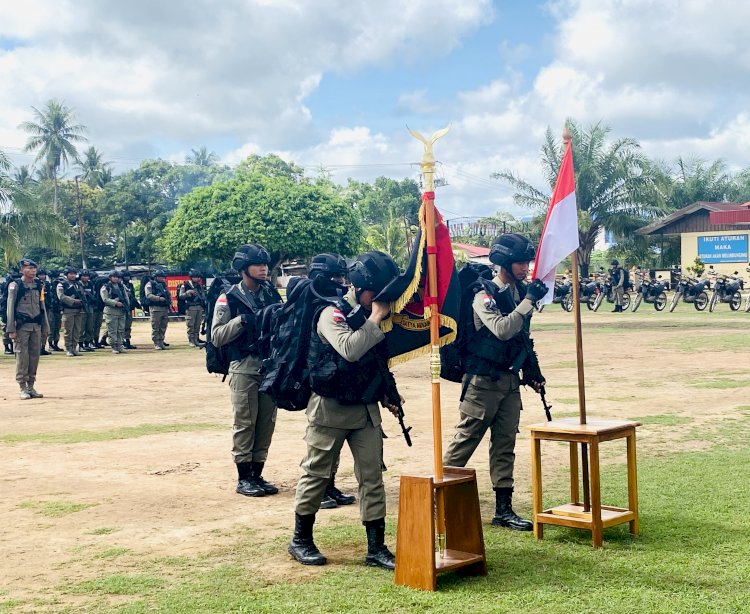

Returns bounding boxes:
[13,165,36,188]
[364,208,413,268]
[0,148,69,265]
[78,146,112,188]
[19,99,87,211]
[185,146,219,167]
[493,120,667,276]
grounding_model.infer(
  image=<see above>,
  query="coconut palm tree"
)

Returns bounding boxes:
[493,120,667,276]
[185,146,219,167]
[78,146,112,188]
[0,148,69,265]
[19,99,87,211]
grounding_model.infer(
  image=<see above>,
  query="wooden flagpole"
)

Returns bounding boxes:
[409,126,450,554]
[564,128,591,511]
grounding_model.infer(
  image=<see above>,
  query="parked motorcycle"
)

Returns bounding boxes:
[550,277,573,312]
[669,272,710,312]
[593,278,631,311]
[632,276,668,311]
[708,268,744,312]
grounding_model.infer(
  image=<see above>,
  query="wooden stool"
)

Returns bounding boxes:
[394,467,487,591]
[528,418,641,548]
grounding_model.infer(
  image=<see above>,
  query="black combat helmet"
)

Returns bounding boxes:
[231,244,270,273]
[309,253,348,280]
[49,269,60,278]
[348,251,400,294]
[63,265,78,276]
[37,268,47,276]
[18,258,38,268]
[188,268,201,278]
[121,270,131,280]
[611,259,619,267]
[153,268,166,279]
[489,233,536,269]
[108,270,121,279]
[79,269,91,278]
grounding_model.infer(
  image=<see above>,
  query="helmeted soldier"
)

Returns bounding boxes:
[100,270,130,354]
[211,244,282,497]
[144,269,172,350]
[5,258,49,399]
[289,250,402,570]
[610,259,625,313]
[77,269,96,352]
[179,269,206,347]
[46,269,64,352]
[306,253,357,511]
[120,271,139,349]
[57,266,86,357]
[443,233,549,531]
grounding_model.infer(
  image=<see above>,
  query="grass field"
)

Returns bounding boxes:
[2,310,750,613]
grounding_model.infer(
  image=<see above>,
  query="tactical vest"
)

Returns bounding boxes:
[62,280,85,309]
[124,282,137,305]
[464,279,531,380]
[105,282,128,308]
[307,301,388,405]
[12,279,45,326]
[224,283,280,363]
[147,280,171,307]
[183,282,205,307]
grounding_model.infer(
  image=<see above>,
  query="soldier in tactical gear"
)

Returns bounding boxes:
[610,259,625,312]
[5,259,49,399]
[36,269,52,355]
[57,266,86,357]
[179,269,206,347]
[211,244,282,498]
[47,269,64,351]
[306,254,357,511]
[443,233,548,532]
[120,271,139,349]
[289,250,401,570]
[2,271,21,355]
[145,270,172,349]
[101,271,130,354]
[77,270,96,352]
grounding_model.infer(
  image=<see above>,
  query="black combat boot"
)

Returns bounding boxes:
[250,461,278,495]
[4,342,13,355]
[51,343,64,352]
[492,487,533,531]
[325,473,355,506]
[363,518,396,570]
[288,513,326,565]
[40,346,51,356]
[100,334,109,347]
[124,339,137,349]
[235,462,265,497]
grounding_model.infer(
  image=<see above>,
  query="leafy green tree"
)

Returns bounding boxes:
[160,156,363,270]
[494,120,667,276]
[344,176,421,226]
[0,148,69,267]
[79,146,112,188]
[19,99,87,212]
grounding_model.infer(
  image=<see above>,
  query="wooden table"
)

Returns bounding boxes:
[528,418,641,547]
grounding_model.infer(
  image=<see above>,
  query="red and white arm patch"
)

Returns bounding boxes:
[331,308,346,324]
[216,295,228,305]
[482,293,496,309]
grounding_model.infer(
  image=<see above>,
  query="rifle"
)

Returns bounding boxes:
[539,384,553,422]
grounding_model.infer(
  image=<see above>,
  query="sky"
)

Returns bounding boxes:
[1,0,749,222]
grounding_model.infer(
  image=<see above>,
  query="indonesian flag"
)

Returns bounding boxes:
[534,140,580,304]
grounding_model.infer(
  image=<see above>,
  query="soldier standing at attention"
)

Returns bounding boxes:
[144,270,172,350]
[45,269,64,352]
[77,270,96,352]
[443,233,549,531]
[121,271,139,350]
[211,245,282,498]
[100,270,130,354]
[6,258,49,400]
[57,266,86,357]
[610,259,625,313]
[179,269,206,347]
[36,269,52,356]
[288,251,402,570]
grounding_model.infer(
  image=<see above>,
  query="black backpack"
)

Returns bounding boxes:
[440,263,493,383]
[260,276,340,411]
[622,268,631,290]
[203,276,239,380]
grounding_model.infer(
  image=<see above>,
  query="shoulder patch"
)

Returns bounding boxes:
[216,295,228,305]
[8,282,17,291]
[482,293,496,309]
[332,308,346,323]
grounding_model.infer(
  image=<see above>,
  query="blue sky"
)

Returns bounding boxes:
[2,0,749,220]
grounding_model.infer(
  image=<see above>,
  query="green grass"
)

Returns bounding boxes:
[0,422,224,445]
[555,397,579,405]
[691,379,750,389]
[628,414,693,426]
[17,500,98,518]
[0,599,21,612]
[666,333,750,352]
[737,406,750,412]
[97,439,750,614]
[88,527,119,535]
[95,548,131,560]
[68,574,165,596]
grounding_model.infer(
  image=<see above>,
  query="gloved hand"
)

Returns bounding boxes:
[526,279,549,302]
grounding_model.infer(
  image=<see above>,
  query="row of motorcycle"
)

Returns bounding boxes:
[544,265,750,313]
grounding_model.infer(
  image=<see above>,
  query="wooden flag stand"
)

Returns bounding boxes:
[394,128,487,591]
[527,130,641,548]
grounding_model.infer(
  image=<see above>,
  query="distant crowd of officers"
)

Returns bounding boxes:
[2,262,207,399]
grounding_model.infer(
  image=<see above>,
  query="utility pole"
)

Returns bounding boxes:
[74,176,87,269]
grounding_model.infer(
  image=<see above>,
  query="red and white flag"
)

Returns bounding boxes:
[534,140,580,304]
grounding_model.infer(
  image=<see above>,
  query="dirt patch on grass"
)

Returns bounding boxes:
[2,309,748,610]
